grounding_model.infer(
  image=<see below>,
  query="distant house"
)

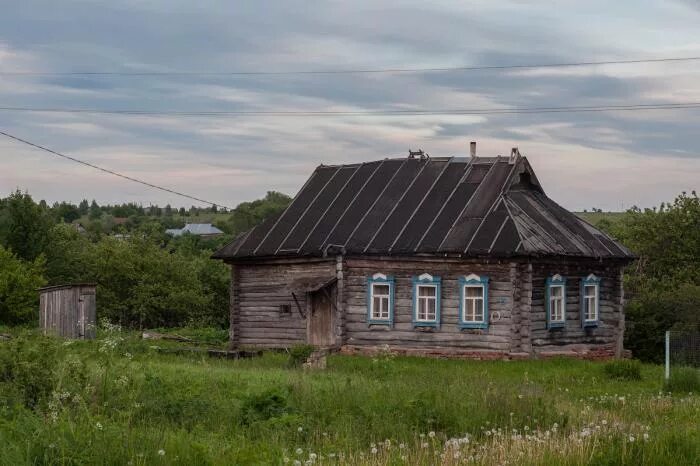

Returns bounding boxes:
[166,223,224,239]
[213,146,635,359]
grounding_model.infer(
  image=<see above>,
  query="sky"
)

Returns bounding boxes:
[1,0,699,211]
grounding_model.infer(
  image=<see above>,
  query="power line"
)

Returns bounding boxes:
[2,56,700,77]
[0,129,233,210]
[1,102,700,117]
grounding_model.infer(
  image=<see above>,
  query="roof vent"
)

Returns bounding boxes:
[470,141,476,158]
[408,149,429,160]
[509,147,521,164]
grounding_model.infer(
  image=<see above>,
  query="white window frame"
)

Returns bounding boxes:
[370,283,391,321]
[462,284,485,324]
[582,283,599,323]
[546,274,567,328]
[367,273,393,324]
[415,284,438,323]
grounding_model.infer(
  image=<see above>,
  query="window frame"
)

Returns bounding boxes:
[581,274,601,327]
[367,273,394,325]
[458,274,489,329]
[412,273,441,328]
[545,274,567,329]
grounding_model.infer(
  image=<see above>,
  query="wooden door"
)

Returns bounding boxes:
[308,286,335,347]
[79,291,96,339]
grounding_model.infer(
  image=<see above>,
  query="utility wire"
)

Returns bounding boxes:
[0,129,233,210]
[1,102,700,117]
[2,56,700,77]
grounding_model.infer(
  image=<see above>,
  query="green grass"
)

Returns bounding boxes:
[1,330,699,465]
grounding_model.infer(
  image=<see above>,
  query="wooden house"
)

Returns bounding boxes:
[213,147,634,359]
[39,283,97,339]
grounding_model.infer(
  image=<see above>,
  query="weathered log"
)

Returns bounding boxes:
[142,331,193,342]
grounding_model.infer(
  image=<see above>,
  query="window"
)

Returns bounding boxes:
[459,274,489,329]
[367,273,394,324]
[546,274,566,328]
[581,274,601,326]
[412,274,441,327]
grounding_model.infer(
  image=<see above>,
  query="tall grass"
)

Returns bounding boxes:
[0,328,698,465]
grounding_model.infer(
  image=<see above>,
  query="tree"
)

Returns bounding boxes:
[53,202,81,223]
[0,245,46,325]
[89,200,102,220]
[226,191,292,235]
[78,199,89,215]
[0,190,53,261]
[612,192,700,361]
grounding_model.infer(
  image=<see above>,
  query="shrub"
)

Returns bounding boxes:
[603,359,643,381]
[665,367,700,393]
[0,335,59,408]
[287,344,315,367]
[240,388,293,425]
[0,246,46,326]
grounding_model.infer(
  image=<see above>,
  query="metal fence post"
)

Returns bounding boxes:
[664,330,670,381]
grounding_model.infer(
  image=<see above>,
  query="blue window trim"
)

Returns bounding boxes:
[545,274,567,329]
[458,274,489,329]
[366,273,395,326]
[412,274,441,328]
[581,274,601,327]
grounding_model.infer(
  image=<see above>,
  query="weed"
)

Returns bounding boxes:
[604,359,643,381]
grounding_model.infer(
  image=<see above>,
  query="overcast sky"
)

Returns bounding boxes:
[2,0,699,211]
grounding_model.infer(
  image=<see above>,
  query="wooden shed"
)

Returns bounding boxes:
[39,283,97,339]
[213,147,635,359]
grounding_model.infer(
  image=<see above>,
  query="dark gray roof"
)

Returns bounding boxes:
[213,155,634,261]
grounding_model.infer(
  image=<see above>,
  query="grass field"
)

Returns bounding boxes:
[1,327,698,465]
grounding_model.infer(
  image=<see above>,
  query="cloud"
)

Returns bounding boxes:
[0,0,698,210]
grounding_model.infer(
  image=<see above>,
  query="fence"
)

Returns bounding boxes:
[664,330,700,380]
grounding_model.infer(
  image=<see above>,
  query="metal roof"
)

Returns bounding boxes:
[213,155,634,261]
[167,223,224,237]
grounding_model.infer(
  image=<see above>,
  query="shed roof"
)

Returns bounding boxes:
[213,155,634,261]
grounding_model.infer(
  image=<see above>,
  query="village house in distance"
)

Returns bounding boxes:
[213,144,635,359]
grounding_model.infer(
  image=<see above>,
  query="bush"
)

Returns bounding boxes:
[603,359,643,381]
[0,246,46,326]
[665,367,700,393]
[240,388,293,425]
[287,344,315,367]
[0,335,59,408]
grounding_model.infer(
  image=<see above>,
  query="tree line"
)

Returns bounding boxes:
[0,188,698,362]
[0,190,291,329]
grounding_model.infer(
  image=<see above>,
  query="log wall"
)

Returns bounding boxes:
[529,259,624,358]
[229,256,625,358]
[342,258,517,355]
[233,259,336,348]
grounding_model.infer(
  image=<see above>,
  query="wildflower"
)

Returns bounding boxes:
[297,426,303,432]
[428,431,436,438]
[95,422,103,430]
[158,449,165,456]
[628,435,635,443]
[602,420,607,426]
[48,443,55,449]
[371,447,378,455]
[293,461,302,466]
[309,453,317,460]
[283,458,290,464]
[399,443,406,449]
[421,442,429,449]
[296,448,303,455]
[643,433,649,441]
